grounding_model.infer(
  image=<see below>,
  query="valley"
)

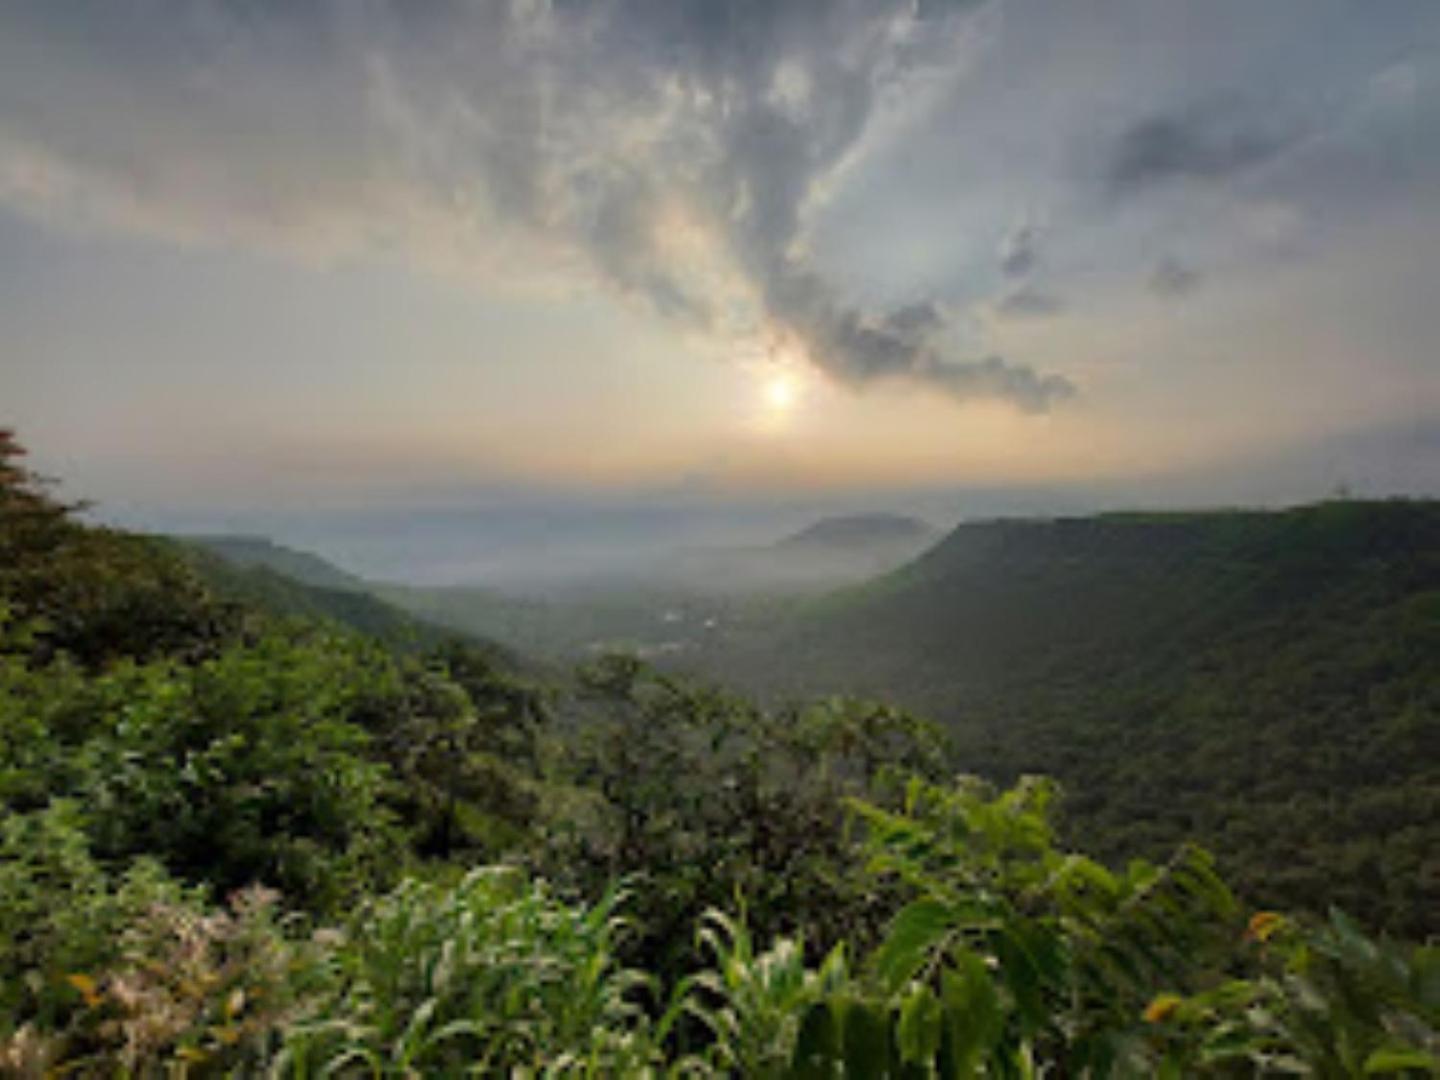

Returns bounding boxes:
[190,498,1440,938]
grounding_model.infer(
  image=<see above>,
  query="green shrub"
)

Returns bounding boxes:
[0,801,194,1036]
[1,619,406,913]
[277,867,660,1076]
[541,655,944,982]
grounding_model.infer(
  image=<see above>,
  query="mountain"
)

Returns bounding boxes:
[177,537,504,654]
[693,499,1440,935]
[184,535,368,592]
[652,513,940,596]
[775,513,936,552]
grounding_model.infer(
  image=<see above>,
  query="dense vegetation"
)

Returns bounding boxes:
[2,429,1436,1076]
[176,540,495,655]
[697,505,1440,940]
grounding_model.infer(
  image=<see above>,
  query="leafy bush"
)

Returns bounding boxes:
[1,613,405,912]
[1153,909,1440,1075]
[56,884,315,1076]
[0,801,194,1034]
[682,909,850,1076]
[276,867,660,1077]
[688,778,1437,1077]
[4,781,1436,1077]
[539,654,945,982]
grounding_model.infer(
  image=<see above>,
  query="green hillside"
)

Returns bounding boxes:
[700,500,1440,936]
[173,541,434,648]
[4,431,1437,1074]
[183,535,368,592]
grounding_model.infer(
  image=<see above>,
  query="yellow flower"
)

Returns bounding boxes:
[1143,993,1183,1024]
[65,973,103,1008]
[1246,911,1285,943]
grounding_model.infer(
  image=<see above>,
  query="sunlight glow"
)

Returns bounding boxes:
[764,374,798,414]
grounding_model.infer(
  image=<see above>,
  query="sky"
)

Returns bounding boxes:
[2,0,1438,581]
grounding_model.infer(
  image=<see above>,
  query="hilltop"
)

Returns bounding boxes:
[775,512,936,551]
[176,535,512,657]
[183,535,368,592]
[645,512,940,596]
[695,499,1440,935]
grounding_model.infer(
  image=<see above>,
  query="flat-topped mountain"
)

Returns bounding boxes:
[734,499,1438,692]
[694,499,1440,936]
[774,513,936,552]
[650,513,939,596]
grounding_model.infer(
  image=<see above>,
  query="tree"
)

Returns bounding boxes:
[0,428,241,667]
[0,428,76,568]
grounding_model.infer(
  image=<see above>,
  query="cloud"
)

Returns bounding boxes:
[931,356,1076,413]
[998,222,1040,278]
[768,271,1074,410]
[996,286,1064,319]
[1106,101,1302,194]
[0,0,1073,413]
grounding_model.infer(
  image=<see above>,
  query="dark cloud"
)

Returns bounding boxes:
[996,286,1064,319]
[580,168,715,325]
[1107,102,1301,193]
[886,301,946,337]
[999,223,1040,278]
[768,269,1074,410]
[931,356,1076,413]
[1150,258,1201,296]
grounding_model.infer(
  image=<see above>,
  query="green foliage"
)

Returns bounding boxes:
[0,428,244,668]
[683,909,849,1076]
[539,653,945,982]
[1,602,552,914]
[1153,910,1440,1075]
[0,435,553,915]
[776,776,1240,1076]
[0,801,195,1033]
[3,433,1436,1077]
[179,539,475,650]
[358,640,549,861]
[4,782,1435,1077]
[708,500,1440,937]
[683,779,1436,1078]
[276,867,659,1077]
[1,611,405,911]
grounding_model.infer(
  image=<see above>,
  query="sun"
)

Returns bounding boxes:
[763,374,798,413]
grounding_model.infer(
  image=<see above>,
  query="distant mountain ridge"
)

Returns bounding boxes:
[176,535,511,656]
[738,500,1439,688]
[693,499,1440,936]
[653,513,939,596]
[774,513,935,551]
[184,535,368,592]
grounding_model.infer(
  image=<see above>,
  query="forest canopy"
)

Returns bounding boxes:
[0,430,1436,1076]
